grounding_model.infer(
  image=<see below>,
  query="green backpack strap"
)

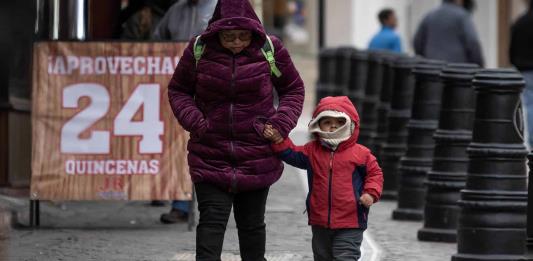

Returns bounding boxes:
[194,34,282,79]
[261,35,282,78]
[193,35,205,67]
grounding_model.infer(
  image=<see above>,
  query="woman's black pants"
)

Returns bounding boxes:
[195,182,269,261]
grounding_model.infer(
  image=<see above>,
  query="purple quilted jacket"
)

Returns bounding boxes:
[168,0,305,192]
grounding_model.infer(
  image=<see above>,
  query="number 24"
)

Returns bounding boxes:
[61,83,164,154]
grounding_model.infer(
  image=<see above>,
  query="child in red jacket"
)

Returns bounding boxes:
[264,96,383,260]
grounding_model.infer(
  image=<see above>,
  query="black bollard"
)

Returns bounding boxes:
[380,56,418,200]
[452,69,527,261]
[393,59,446,221]
[526,153,533,260]
[374,53,402,162]
[316,48,337,103]
[347,50,368,110]
[334,47,356,98]
[358,51,386,150]
[418,63,479,243]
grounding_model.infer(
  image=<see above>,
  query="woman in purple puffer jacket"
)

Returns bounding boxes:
[167,0,304,259]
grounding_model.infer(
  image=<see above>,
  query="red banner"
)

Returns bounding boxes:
[31,41,191,200]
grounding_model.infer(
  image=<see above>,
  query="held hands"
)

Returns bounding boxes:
[263,124,284,144]
[359,193,374,208]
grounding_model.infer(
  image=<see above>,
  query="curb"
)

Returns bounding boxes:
[0,208,13,239]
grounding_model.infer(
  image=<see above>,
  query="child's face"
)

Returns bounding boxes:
[319,117,347,132]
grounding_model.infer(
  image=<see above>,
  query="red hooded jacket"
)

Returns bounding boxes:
[272,96,383,229]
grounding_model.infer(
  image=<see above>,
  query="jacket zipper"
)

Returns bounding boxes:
[231,167,237,192]
[229,55,237,192]
[327,151,334,228]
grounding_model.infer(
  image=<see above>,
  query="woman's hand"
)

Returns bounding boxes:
[263,124,284,144]
[360,193,374,208]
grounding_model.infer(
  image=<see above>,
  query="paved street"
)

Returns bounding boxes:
[0,162,456,261]
[0,54,457,261]
[2,0,532,259]
[1,163,311,261]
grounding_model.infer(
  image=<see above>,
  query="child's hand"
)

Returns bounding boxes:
[360,193,374,208]
[263,124,284,144]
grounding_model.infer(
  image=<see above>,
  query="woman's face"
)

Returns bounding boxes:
[218,30,252,54]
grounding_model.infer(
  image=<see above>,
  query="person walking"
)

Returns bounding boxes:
[414,0,484,67]
[119,0,168,40]
[264,96,384,261]
[152,0,217,225]
[167,0,305,259]
[368,8,402,53]
[510,0,533,147]
[152,0,217,41]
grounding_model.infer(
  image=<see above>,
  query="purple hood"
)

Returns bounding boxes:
[167,0,305,191]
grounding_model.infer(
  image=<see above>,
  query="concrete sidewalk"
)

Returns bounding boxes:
[367,201,456,260]
[0,163,311,260]
[0,161,456,261]
[1,117,457,261]
[0,53,459,261]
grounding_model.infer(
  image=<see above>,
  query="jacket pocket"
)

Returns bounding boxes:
[190,118,210,142]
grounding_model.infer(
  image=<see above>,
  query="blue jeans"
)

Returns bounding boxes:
[172,200,190,214]
[522,71,533,147]
[311,226,364,261]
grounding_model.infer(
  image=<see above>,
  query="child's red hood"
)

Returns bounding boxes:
[311,96,360,148]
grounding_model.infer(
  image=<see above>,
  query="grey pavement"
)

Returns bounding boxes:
[367,200,456,261]
[0,162,457,261]
[0,53,458,261]
[0,163,311,261]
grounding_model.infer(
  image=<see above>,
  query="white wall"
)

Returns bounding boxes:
[325,0,356,47]
[306,0,319,53]
[352,0,419,52]
[351,0,439,52]
[403,0,440,53]
[344,0,499,67]
[471,0,498,68]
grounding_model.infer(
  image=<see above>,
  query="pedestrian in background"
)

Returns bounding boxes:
[462,0,476,13]
[151,0,217,225]
[272,0,289,40]
[264,96,384,261]
[152,0,217,41]
[510,0,533,147]
[119,0,169,40]
[414,0,484,67]
[368,8,402,53]
[167,0,305,259]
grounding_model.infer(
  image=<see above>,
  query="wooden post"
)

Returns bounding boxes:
[262,0,274,30]
[318,0,324,49]
[498,0,512,67]
[0,107,8,186]
[0,39,10,187]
